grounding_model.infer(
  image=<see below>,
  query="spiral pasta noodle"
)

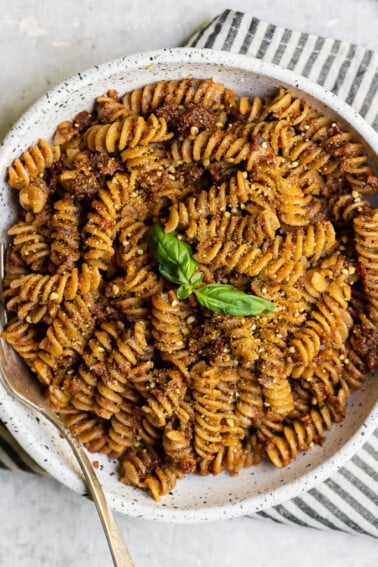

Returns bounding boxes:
[18,178,50,214]
[64,319,124,413]
[7,139,61,189]
[4,269,79,323]
[165,170,253,231]
[263,406,333,467]
[258,344,294,418]
[151,291,190,353]
[32,295,96,385]
[141,369,188,428]
[95,90,136,123]
[1,318,40,364]
[162,421,196,473]
[82,173,133,270]
[121,78,234,115]
[7,222,50,272]
[63,410,109,454]
[165,185,281,245]
[50,196,81,272]
[84,114,172,154]
[234,369,264,428]
[120,444,183,500]
[2,78,377,500]
[353,207,378,313]
[171,128,278,171]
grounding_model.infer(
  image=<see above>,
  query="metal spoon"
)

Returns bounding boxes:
[0,245,135,567]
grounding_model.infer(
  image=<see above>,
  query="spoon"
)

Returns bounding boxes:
[0,245,135,567]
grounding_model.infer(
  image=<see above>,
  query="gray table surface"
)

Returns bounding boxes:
[0,1,378,565]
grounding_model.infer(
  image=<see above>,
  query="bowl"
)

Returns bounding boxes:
[0,47,377,522]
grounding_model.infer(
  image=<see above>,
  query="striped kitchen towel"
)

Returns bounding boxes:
[1,9,377,538]
[187,9,378,538]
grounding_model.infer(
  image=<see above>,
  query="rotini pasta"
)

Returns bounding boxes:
[84,114,173,154]
[7,139,61,189]
[7,222,50,272]
[2,79,377,500]
[121,78,234,115]
[50,195,81,272]
[83,173,132,270]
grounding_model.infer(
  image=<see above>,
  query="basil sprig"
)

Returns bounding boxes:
[147,223,275,316]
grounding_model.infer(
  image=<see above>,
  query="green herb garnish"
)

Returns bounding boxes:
[147,223,275,316]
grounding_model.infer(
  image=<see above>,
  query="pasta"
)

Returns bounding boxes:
[2,79,378,501]
[7,139,61,190]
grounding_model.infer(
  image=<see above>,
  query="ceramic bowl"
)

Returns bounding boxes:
[0,47,377,522]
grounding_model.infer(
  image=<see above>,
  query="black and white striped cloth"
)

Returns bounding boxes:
[1,9,377,538]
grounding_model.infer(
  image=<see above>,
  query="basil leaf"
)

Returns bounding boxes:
[194,284,275,316]
[177,284,193,300]
[147,223,276,316]
[189,271,203,288]
[158,263,186,285]
[147,223,198,285]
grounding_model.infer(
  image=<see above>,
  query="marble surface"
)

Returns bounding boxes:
[1,1,378,565]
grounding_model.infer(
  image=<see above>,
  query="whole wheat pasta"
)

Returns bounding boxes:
[7,139,61,190]
[2,79,378,501]
[7,222,50,272]
[84,114,172,153]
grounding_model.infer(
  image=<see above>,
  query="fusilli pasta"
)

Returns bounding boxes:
[2,79,377,500]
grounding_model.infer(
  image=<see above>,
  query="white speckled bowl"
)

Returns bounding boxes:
[0,48,377,522]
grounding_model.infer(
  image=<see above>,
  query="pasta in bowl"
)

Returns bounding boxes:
[0,48,377,521]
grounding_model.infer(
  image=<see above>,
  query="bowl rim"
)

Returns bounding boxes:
[0,46,377,522]
[1,46,378,154]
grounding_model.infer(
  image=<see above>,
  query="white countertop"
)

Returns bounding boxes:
[1,1,378,565]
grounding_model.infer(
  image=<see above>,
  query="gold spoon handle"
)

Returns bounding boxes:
[45,410,135,567]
